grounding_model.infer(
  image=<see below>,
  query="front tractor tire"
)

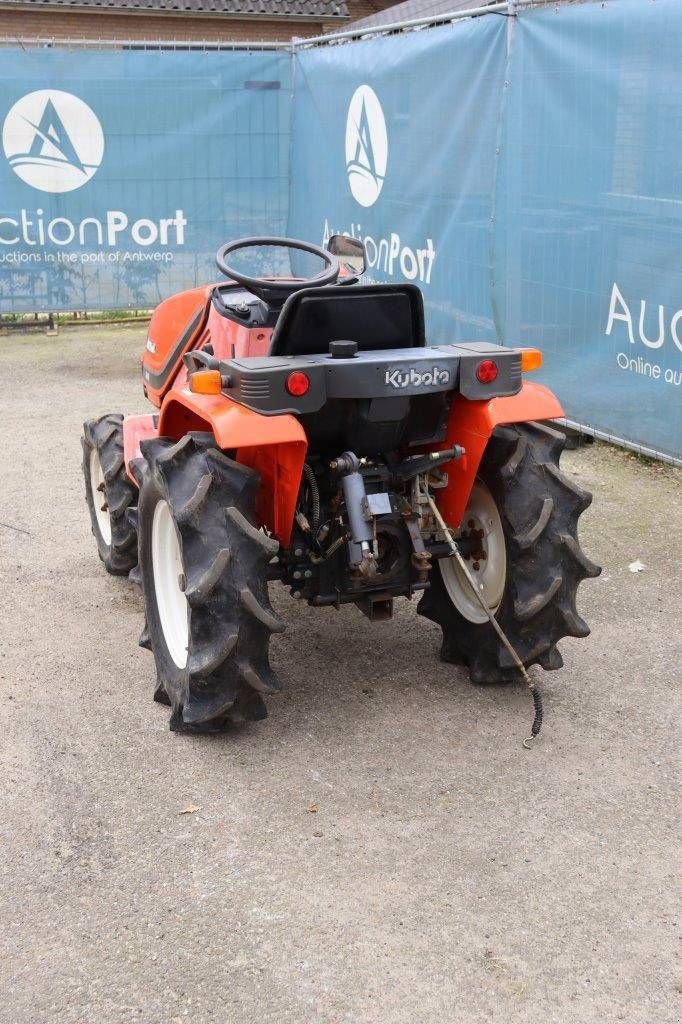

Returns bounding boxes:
[418,421,601,683]
[137,433,283,733]
[82,414,138,575]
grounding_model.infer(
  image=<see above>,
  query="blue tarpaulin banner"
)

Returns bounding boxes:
[0,0,680,458]
[289,16,508,346]
[494,0,682,460]
[288,0,682,459]
[0,47,290,311]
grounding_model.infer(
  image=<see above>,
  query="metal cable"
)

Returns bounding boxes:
[424,488,543,745]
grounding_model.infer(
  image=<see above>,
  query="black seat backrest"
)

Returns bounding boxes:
[269,283,426,357]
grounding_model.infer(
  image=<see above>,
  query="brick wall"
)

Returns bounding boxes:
[346,0,395,23]
[0,2,396,43]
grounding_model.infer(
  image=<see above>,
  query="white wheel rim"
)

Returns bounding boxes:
[152,499,189,669]
[89,447,112,546]
[440,480,507,624]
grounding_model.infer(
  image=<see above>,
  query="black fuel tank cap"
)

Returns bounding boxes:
[329,339,358,359]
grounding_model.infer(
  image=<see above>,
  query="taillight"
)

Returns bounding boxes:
[476,359,499,384]
[521,348,543,372]
[189,369,222,394]
[286,371,310,397]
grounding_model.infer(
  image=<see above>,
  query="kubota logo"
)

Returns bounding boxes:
[385,367,450,389]
[345,85,387,208]
[2,90,104,193]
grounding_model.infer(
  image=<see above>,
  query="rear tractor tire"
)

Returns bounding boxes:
[82,413,138,575]
[137,433,284,733]
[418,421,601,683]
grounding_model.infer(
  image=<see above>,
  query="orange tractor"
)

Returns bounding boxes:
[82,236,599,734]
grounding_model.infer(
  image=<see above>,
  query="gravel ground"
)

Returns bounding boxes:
[1,325,679,1024]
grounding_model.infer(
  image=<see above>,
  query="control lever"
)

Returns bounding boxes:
[183,349,220,373]
[390,446,464,484]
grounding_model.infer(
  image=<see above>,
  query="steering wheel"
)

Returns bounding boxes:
[216,236,340,305]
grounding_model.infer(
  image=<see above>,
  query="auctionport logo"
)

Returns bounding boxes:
[2,90,104,193]
[345,85,387,208]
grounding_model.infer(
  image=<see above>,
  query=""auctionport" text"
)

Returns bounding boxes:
[0,209,187,248]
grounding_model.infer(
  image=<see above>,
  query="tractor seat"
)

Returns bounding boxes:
[268,283,426,357]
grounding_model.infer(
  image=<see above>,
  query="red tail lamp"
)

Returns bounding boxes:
[286,371,310,397]
[476,359,499,384]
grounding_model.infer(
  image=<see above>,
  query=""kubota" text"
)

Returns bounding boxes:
[384,367,450,389]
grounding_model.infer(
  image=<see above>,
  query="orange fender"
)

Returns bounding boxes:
[159,391,308,547]
[436,382,564,528]
[123,413,159,485]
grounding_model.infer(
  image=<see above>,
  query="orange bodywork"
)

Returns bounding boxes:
[136,286,301,544]
[435,382,564,528]
[135,282,564,548]
[123,413,159,481]
[121,391,306,548]
[143,286,212,406]
[124,378,562,548]
[143,285,273,407]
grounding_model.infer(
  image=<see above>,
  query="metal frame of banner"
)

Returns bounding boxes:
[557,421,682,469]
[0,37,292,50]
[0,0,561,52]
[295,1,516,48]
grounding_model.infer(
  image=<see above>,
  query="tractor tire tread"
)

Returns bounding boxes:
[138,434,282,731]
[184,547,232,606]
[239,586,286,632]
[418,420,601,684]
[175,473,213,525]
[516,496,554,550]
[225,506,280,558]
[82,413,138,576]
